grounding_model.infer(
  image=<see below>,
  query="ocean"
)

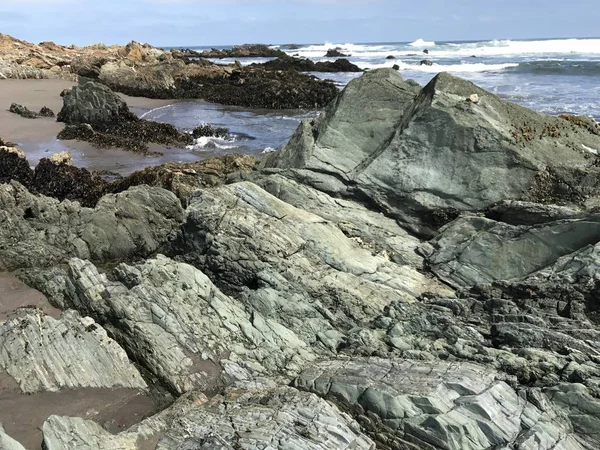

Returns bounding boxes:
[144,37,600,157]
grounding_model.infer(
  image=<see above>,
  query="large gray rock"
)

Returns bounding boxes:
[262,69,600,236]
[0,181,183,270]
[57,80,135,125]
[424,214,600,288]
[0,309,154,449]
[175,181,452,350]
[295,358,595,450]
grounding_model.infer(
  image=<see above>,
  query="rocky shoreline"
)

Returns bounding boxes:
[0,35,340,109]
[2,46,600,450]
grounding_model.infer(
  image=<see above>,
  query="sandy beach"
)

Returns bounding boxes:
[0,79,200,175]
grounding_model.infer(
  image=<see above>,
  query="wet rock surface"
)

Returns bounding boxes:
[2,69,600,449]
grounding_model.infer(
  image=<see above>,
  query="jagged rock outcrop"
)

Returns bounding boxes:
[295,358,598,450]
[97,59,339,109]
[0,309,153,449]
[46,255,317,394]
[325,48,350,57]
[0,181,183,270]
[0,310,146,393]
[261,69,600,236]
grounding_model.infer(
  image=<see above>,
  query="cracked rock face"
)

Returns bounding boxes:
[425,214,600,288]
[50,255,317,394]
[261,69,600,236]
[0,310,146,393]
[295,358,595,450]
[175,181,452,349]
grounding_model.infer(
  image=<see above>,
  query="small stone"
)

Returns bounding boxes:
[48,151,73,166]
[468,93,480,104]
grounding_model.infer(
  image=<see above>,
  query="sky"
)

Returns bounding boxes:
[1,0,598,47]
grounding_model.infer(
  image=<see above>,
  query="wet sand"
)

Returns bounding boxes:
[0,79,199,175]
[0,376,158,449]
[0,272,160,448]
[0,272,61,320]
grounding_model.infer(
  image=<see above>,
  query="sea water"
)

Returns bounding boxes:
[145,37,600,157]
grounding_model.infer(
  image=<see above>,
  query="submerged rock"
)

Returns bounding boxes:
[38,106,55,117]
[8,102,38,118]
[262,69,600,236]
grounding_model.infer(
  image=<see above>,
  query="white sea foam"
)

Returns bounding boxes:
[262,147,276,154]
[429,38,600,58]
[186,135,239,151]
[359,60,519,73]
[139,104,175,119]
[409,39,436,47]
[286,38,600,62]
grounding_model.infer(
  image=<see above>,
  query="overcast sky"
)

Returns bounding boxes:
[1,0,598,47]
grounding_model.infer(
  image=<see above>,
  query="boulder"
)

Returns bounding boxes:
[57,80,134,126]
[325,48,350,57]
[261,69,600,236]
[57,81,192,153]
[38,106,55,117]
